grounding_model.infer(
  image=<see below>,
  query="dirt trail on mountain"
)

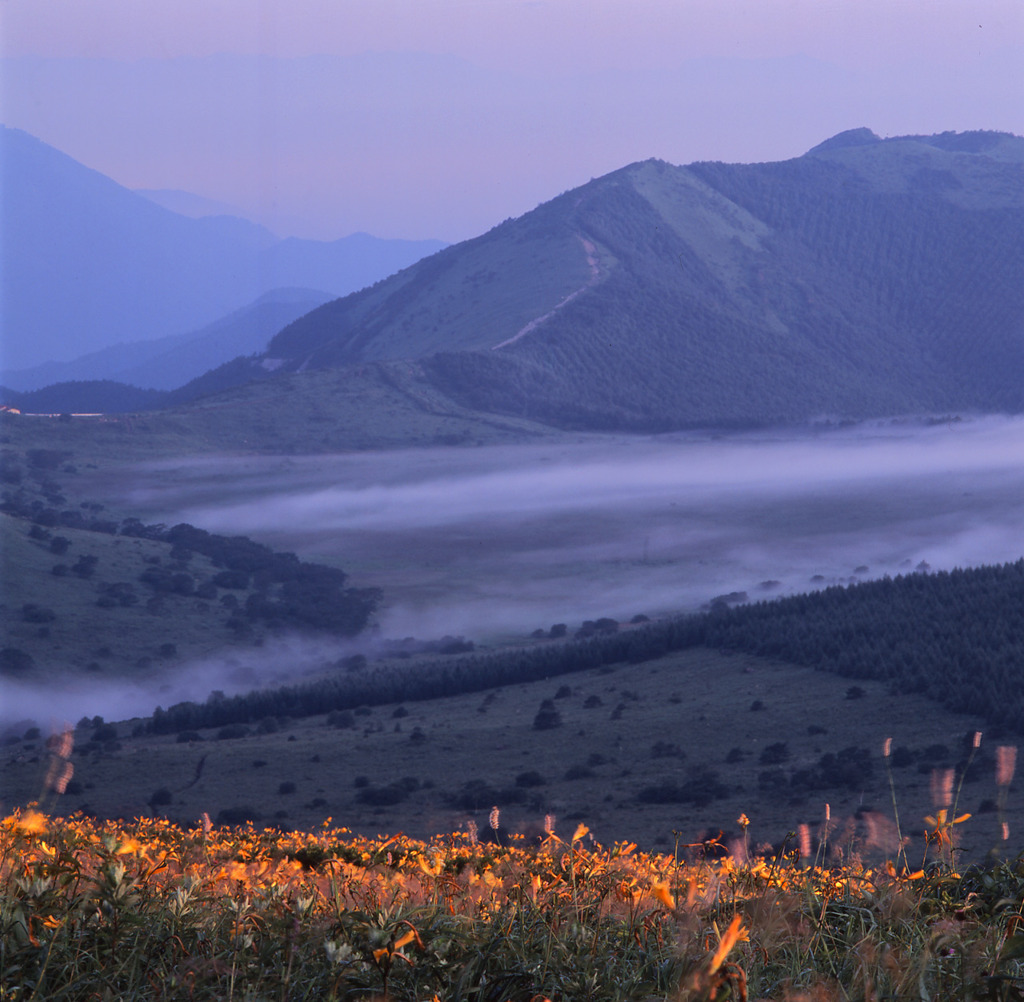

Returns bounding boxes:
[491,236,602,350]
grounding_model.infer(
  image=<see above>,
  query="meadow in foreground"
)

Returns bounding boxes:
[3,801,1024,1001]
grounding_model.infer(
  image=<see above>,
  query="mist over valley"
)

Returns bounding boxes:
[81,416,1024,645]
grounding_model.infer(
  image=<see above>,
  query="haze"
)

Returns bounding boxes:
[85,418,1024,641]
[2,0,1022,241]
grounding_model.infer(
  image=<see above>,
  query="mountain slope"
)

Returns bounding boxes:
[0,127,446,372]
[2,289,335,392]
[256,129,1024,430]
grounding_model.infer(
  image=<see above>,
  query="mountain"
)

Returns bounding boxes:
[0,126,447,372]
[133,188,250,219]
[2,288,334,392]
[234,128,1024,431]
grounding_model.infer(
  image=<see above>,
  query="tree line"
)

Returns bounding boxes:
[148,559,1024,735]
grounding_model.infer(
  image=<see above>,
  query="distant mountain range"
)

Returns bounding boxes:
[4,128,1022,436]
[0,126,447,376]
[3,288,334,392]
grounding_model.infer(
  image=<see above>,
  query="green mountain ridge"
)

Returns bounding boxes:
[249,128,1024,431]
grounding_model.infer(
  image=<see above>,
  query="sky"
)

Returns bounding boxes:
[2,0,1023,241]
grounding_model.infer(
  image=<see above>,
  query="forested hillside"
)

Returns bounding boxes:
[236,128,1024,432]
[146,559,1024,736]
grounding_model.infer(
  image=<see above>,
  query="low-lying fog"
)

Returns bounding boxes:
[102,416,1024,639]
[6,416,1024,730]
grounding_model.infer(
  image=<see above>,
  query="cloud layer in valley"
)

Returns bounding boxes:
[99,416,1024,639]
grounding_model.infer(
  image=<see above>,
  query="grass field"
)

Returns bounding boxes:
[4,646,1020,866]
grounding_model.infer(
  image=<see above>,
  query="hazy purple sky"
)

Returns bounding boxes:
[3,0,1022,241]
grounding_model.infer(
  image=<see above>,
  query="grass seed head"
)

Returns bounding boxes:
[996,745,1017,787]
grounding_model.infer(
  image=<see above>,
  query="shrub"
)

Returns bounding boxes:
[216,806,261,825]
[532,700,562,731]
[216,724,251,740]
[278,781,297,795]
[890,745,915,768]
[149,788,173,807]
[22,604,56,623]
[327,710,355,729]
[356,784,409,807]
[758,768,789,790]
[759,742,790,765]
[213,569,250,589]
[651,741,686,760]
[563,764,595,781]
[515,770,546,788]
[0,648,35,674]
[49,536,70,555]
[447,780,503,811]
[71,555,98,579]
[637,766,729,807]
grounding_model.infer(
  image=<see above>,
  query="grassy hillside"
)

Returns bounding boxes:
[239,129,1024,433]
[0,365,562,459]
[3,646,1017,862]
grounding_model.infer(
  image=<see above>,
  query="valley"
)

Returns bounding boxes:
[3,413,1023,860]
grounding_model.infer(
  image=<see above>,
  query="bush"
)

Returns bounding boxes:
[71,555,98,579]
[216,724,251,740]
[651,741,686,760]
[278,781,297,795]
[0,648,35,674]
[637,766,729,808]
[327,710,355,729]
[216,806,262,825]
[447,780,503,811]
[22,604,56,623]
[515,770,546,788]
[49,536,70,555]
[356,784,409,807]
[759,742,790,765]
[532,699,562,731]
[149,788,173,807]
[213,570,250,589]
